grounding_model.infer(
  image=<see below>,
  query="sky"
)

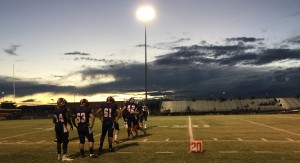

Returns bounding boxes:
[1,0,300,105]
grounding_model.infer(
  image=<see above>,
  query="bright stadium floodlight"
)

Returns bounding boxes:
[136,5,155,103]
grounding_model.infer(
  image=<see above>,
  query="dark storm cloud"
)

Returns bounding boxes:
[0,76,75,97]
[286,35,300,44]
[1,36,299,100]
[3,45,21,55]
[226,37,264,42]
[64,51,90,56]
[21,99,38,103]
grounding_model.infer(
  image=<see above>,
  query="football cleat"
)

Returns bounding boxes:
[62,154,73,161]
[58,154,62,161]
[90,154,99,158]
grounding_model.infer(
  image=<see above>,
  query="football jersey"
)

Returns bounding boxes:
[74,107,92,126]
[100,103,118,121]
[53,107,68,125]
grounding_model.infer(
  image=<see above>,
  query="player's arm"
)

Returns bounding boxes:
[66,109,73,131]
[96,108,103,121]
[71,113,78,128]
[89,113,95,129]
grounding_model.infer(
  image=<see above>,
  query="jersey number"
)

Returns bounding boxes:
[104,108,112,118]
[76,113,86,123]
[54,114,64,123]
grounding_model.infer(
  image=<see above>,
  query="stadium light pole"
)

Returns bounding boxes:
[1,92,4,102]
[136,5,155,102]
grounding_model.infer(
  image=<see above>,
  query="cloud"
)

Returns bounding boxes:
[226,37,264,43]
[21,99,38,103]
[1,36,299,100]
[3,45,21,55]
[286,35,300,44]
[64,51,90,56]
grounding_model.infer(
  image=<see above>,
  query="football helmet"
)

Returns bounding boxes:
[129,97,135,103]
[80,98,89,107]
[106,96,115,103]
[57,98,67,107]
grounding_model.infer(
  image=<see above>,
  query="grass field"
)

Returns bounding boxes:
[1,114,300,163]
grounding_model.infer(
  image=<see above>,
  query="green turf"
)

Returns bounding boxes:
[0,114,300,162]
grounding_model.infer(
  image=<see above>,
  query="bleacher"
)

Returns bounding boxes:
[160,97,300,115]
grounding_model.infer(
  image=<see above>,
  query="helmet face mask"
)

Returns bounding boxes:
[57,98,67,107]
[80,98,89,107]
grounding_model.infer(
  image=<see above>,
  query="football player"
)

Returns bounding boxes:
[139,98,150,129]
[72,98,98,158]
[122,97,139,139]
[53,98,73,161]
[96,96,118,152]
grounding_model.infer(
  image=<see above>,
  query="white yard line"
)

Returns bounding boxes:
[238,119,300,136]
[0,127,53,140]
[188,116,193,141]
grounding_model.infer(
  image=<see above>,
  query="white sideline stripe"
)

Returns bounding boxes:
[254,151,274,153]
[287,138,295,141]
[220,151,238,153]
[165,138,170,142]
[261,138,268,141]
[213,138,218,141]
[203,125,210,128]
[188,116,193,141]
[192,125,199,128]
[156,152,174,154]
[237,138,243,141]
[240,119,300,136]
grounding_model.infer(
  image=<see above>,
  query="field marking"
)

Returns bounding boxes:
[238,119,300,136]
[16,140,27,144]
[203,125,210,128]
[188,116,193,140]
[143,139,148,142]
[0,139,300,145]
[165,138,170,142]
[156,152,174,154]
[254,151,274,154]
[158,126,168,128]
[237,138,243,141]
[261,138,268,142]
[220,151,238,153]
[0,127,54,140]
[37,140,47,144]
[294,151,300,153]
[116,152,133,153]
[287,138,295,141]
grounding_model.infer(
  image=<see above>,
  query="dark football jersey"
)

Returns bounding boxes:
[73,107,92,126]
[53,107,68,126]
[100,103,118,121]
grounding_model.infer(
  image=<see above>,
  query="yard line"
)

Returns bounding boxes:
[237,138,243,141]
[287,138,295,141]
[156,152,174,154]
[254,151,274,153]
[261,138,268,141]
[165,138,170,142]
[16,140,27,144]
[238,119,300,136]
[213,138,218,141]
[0,127,54,140]
[116,152,133,153]
[143,139,148,142]
[203,125,210,128]
[220,151,238,153]
[37,140,47,144]
[188,116,193,140]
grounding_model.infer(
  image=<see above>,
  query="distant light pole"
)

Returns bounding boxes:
[136,5,155,102]
[1,92,4,102]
